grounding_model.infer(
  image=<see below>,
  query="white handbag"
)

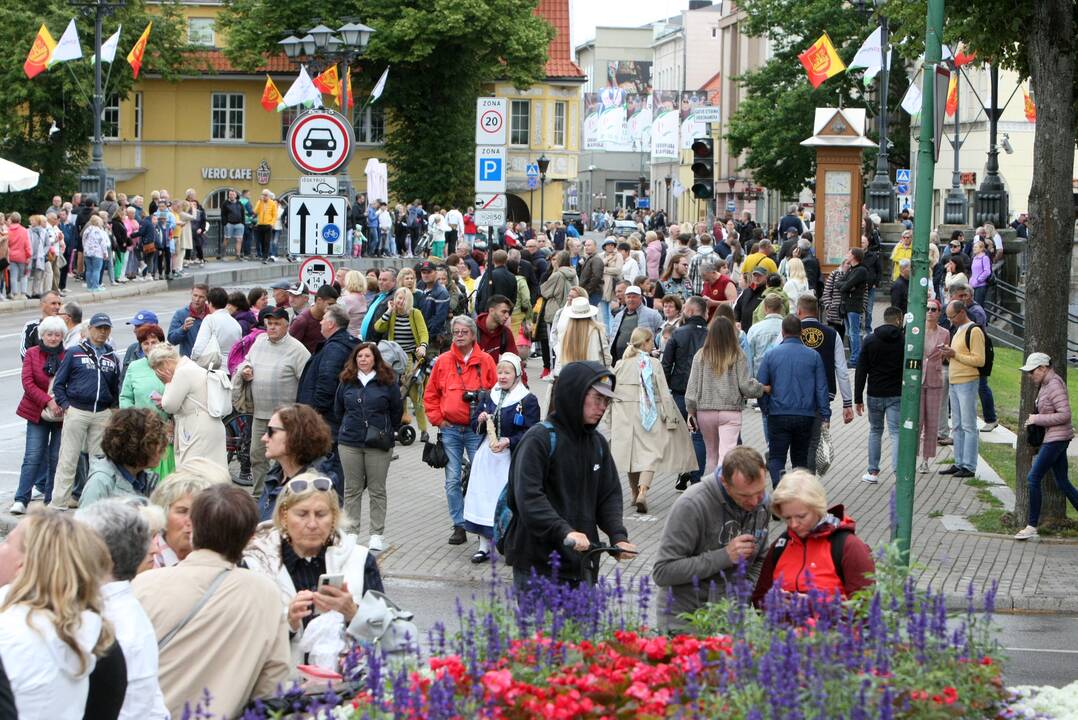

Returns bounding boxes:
[347,590,418,655]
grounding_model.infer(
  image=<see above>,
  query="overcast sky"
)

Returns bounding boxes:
[569,0,689,54]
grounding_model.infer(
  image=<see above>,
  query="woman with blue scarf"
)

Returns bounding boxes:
[463,352,540,564]
[611,328,697,514]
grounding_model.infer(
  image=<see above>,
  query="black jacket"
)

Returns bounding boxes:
[475,266,518,310]
[734,285,765,331]
[297,329,359,422]
[802,255,822,295]
[661,315,708,395]
[862,245,883,288]
[854,323,904,402]
[504,362,629,582]
[890,275,909,313]
[840,264,870,315]
[777,214,802,239]
[221,200,245,225]
[333,377,403,448]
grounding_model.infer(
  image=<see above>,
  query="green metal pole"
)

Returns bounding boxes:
[894,0,944,564]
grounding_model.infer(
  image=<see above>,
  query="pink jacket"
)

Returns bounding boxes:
[7,223,29,263]
[645,241,664,279]
[921,325,951,388]
[1031,370,1074,444]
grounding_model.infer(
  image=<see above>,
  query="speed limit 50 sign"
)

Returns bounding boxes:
[475,98,507,146]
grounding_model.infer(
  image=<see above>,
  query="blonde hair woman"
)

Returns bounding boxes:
[782,257,809,304]
[610,328,697,513]
[0,510,116,718]
[374,286,429,437]
[553,296,610,377]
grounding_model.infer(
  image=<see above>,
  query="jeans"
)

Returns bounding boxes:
[973,285,988,307]
[978,375,997,424]
[1027,439,1078,526]
[865,288,877,332]
[948,379,979,472]
[673,394,706,483]
[867,395,902,474]
[9,261,27,295]
[599,301,612,335]
[15,420,62,504]
[766,414,816,487]
[440,424,482,527]
[224,222,245,241]
[84,256,103,290]
[846,311,863,365]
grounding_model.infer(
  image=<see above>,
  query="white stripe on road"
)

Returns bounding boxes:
[0,368,21,379]
[1006,647,1078,655]
[0,314,138,340]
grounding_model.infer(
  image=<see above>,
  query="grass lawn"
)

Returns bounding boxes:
[972,441,1078,536]
[989,347,1078,431]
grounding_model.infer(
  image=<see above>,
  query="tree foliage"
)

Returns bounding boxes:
[0,1,190,212]
[726,0,911,198]
[217,0,553,207]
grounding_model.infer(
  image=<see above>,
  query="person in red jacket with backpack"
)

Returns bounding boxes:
[752,470,875,607]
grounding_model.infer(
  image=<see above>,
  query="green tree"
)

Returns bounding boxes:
[726,0,911,199]
[217,0,552,207]
[888,0,1077,529]
[0,2,190,212]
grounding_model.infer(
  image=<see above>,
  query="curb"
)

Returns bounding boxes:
[0,281,169,315]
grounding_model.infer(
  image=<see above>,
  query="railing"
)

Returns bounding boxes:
[981,277,1078,360]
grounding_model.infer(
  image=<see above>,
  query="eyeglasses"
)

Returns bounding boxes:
[451,329,472,336]
[265,425,286,437]
[284,476,333,495]
[926,307,940,312]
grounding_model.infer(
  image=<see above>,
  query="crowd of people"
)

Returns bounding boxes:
[2,193,1070,717]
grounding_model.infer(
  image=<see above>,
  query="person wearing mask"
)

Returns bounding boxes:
[79,408,168,506]
[12,315,67,514]
[0,511,118,719]
[167,284,210,358]
[854,306,905,484]
[653,447,770,633]
[334,343,403,552]
[611,328,697,513]
[49,314,121,510]
[751,470,875,607]
[1013,353,1078,540]
[133,485,291,719]
[661,296,709,489]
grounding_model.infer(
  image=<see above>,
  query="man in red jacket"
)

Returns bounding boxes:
[424,315,497,545]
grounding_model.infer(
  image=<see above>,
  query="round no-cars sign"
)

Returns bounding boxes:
[286,109,354,175]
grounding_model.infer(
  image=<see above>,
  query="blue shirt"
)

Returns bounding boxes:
[756,337,831,421]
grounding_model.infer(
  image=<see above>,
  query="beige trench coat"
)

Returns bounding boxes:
[610,355,698,475]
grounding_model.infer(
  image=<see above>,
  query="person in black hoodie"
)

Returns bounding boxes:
[854,306,905,484]
[860,233,883,332]
[503,361,636,588]
[661,296,709,488]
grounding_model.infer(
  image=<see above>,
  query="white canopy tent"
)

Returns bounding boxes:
[0,158,40,193]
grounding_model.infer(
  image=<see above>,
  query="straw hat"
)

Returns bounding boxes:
[566,296,598,319]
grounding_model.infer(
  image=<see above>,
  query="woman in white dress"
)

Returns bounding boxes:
[148,344,228,470]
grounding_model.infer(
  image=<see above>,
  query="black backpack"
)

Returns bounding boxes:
[964,324,994,378]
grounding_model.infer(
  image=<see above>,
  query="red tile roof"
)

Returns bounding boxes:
[183,49,293,74]
[536,0,585,80]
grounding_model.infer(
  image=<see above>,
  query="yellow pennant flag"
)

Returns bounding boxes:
[24,24,57,79]
[798,32,846,89]
[313,65,341,106]
[261,75,284,112]
[127,22,152,79]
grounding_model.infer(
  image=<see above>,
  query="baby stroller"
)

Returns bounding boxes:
[397,352,434,446]
[377,340,416,446]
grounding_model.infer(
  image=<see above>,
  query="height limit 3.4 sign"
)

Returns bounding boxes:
[288,195,347,256]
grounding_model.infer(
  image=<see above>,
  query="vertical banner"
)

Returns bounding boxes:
[626,93,653,153]
[582,92,603,151]
[598,84,628,150]
[679,92,707,148]
[650,90,679,160]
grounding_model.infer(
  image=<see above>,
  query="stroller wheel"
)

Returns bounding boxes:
[398,425,417,446]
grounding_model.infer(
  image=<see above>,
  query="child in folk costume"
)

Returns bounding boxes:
[463,353,540,563]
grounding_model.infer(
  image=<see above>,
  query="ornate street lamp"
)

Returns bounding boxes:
[854,0,897,223]
[537,154,550,227]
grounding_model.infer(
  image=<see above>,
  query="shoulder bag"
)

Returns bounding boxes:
[158,568,230,650]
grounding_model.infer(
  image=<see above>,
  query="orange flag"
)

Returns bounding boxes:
[127,22,152,78]
[1024,88,1036,122]
[261,75,283,112]
[954,45,977,68]
[24,24,57,79]
[798,33,846,89]
[945,72,958,117]
[338,71,354,109]
[313,65,340,105]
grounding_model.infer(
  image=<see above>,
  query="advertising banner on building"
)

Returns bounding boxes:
[650,90,679,160]
[607,60,652,94]
[679,91,708,149]
[582,92,603,151]
[598,85,628,150]
[626,93,653,153]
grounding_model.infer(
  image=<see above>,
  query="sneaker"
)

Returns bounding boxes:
[953,468,976,478]
[471,550,490,564]
[1014,525,1038,541]
[939,465,960,475]
[9,501,26,515]
[448,525,467,545]
[66,497,81,509]
[674,474,690,492]
[368,534,386,552]
[918,461,930,474]
[937,437,954,446]
[980,421,998,433]
[539,368,551,380]
[30,488,44,502]
[234,473,253,487]
[861,473,879,484]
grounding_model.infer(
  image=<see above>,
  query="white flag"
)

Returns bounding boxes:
[848,26,883,71]
[900,82,922,116]
[49,19,82,67]
[99,25,121,64]
[370,67,389,102]
[282,65,323,108]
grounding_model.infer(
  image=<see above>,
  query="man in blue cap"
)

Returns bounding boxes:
[120,310,160,384]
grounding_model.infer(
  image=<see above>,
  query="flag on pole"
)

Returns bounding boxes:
[900,81,922,116]
[261,75,284,112]
[945,72,958,116]
[127,22,152,78]
[954,45,976,67]
[313,65,340,105]
[99,25,121,64]
[338,70,354,109]
[1024,87,1036,122]
[49,19,82,67]
[848,26,890,84]
[282,66,323,108]
[369,67,389,103]
[798,33,846,89]
[23,24,57,79]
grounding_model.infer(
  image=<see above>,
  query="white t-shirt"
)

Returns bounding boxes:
[103,581,169,720]
[445,209,464,233]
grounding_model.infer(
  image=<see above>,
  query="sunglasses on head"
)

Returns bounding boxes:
[284,476,334,495]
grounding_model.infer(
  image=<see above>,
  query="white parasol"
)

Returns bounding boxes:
[0,158,40,193]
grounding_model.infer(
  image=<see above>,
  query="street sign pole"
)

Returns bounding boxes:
[894,0,944,566]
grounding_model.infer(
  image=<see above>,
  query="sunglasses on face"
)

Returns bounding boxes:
[285,476,333,495]
[265,425,285,437]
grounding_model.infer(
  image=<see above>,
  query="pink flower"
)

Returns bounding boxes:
[481,669,514,697]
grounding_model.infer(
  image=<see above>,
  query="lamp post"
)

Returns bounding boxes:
[279,18,374,202]
[71,0,125,200]
[537,153,550,230]
[974,65,1008,227]
[638,174,647,212]
[943,60,967,225]
[664,175,672,219]
[855,0,897,223]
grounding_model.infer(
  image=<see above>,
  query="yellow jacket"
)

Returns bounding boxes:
[254,199,277,226]
[949,322,985,384]
[891,244,912,280]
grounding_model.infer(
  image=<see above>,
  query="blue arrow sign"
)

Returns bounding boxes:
[527,176,538,190]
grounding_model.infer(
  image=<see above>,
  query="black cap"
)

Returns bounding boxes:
[265,306,290,321]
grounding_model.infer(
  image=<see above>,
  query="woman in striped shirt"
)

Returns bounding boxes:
[374,287,430,439]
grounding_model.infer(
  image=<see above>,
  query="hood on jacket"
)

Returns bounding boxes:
[800,505,857,541]
[551,361,614,435]
[872,323,903,344]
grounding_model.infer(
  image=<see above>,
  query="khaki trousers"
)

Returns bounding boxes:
[249,416,269,500]
[338,443,392,535]
[50,407,110,506]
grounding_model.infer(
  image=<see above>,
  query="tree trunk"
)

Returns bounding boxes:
[1017,0,1076,527]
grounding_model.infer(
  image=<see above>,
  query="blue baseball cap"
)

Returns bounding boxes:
[89,313,112,328]
[127,310,159,326]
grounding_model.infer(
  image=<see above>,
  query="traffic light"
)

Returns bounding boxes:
[690,137,714,199]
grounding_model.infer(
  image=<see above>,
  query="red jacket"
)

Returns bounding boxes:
[18,345,64,424]
[475,312,517,364]
[424,342,497,427]
[7,223,30,264]
[752,506,874,606]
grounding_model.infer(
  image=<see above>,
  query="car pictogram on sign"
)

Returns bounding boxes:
[303,128,337,158]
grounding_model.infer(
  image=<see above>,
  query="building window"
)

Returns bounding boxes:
[510,100,530,146]
[280,106,299,141]
[102,94,119,139]
[355,104,385,144]
[211,92,244,141]
[553,101,566,147]
[188,18,215,47]
[133,92,143,139]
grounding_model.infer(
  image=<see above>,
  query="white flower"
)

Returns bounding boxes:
[1006,681,1078,719]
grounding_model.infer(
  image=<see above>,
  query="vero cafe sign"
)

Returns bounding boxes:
[200,161,272,185]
